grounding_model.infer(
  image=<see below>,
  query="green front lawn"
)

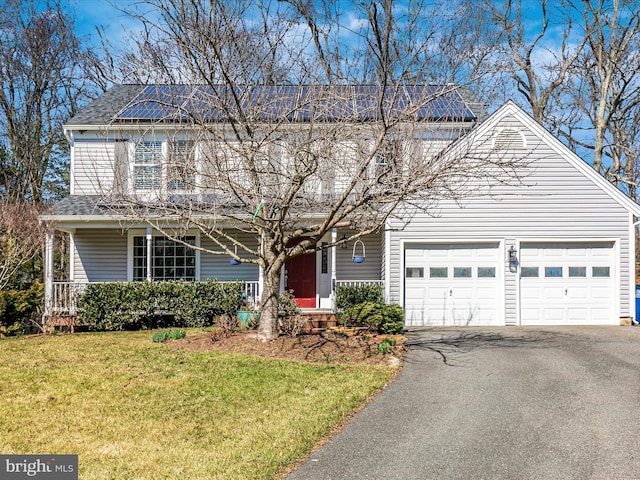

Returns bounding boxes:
[0,331,395,479]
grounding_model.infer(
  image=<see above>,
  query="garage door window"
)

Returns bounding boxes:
[430,267,448,278]
[454,267,472,278]
[568,267,587,277]
[592,266,610,277]
[545,267,563,278]
[521,267,539,277]
[478,267,496,278]
[406,267,424,278]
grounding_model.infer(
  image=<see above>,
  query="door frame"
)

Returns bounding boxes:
[284,237,318,308]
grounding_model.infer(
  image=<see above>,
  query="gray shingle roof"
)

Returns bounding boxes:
[64,85,144,126]
[47,195,108,216]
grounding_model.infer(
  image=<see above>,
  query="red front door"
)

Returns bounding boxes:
[285,240,316,308]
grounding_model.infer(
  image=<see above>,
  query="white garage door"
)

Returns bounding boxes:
[404,244,501,326]
[520,242,615,325]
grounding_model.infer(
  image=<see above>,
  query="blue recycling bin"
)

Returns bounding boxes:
[636,285,640,324]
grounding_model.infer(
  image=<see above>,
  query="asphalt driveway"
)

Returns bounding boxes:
[286,326,640,480]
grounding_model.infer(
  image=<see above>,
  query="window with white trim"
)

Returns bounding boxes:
[133,141,163,190]
[132,236,197,281]
[168,140,196,190]
[132,138,196,192]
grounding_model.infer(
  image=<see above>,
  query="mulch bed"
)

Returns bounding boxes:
[172,329,406,366]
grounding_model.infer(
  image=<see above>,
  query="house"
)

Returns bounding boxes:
[41,84,640,327]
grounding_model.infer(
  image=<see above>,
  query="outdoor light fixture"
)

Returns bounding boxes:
[508,245,518,265]
[340,234,348,249]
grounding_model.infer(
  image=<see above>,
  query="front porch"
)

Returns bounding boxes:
[44,279,384,323]
[41,221,385,324]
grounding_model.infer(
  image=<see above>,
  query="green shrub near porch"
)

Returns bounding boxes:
[335,283,384,312]
[77,280,245,331]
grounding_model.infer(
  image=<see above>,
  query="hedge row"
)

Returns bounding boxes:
[77,280,245,331]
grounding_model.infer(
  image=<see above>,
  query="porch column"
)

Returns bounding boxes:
[43,229,55,324]
[146,227,152,282]
[330,228,337,310]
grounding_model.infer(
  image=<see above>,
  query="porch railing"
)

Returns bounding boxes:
[47,280,261,317]
[335,280,384,288]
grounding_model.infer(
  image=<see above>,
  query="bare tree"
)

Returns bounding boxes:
[0,0,95,201]
[0,201,50,290]
[565,0,640,193]
[488,0,587,131]
[93,0,524,341]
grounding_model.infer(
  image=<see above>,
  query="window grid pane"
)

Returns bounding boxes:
[132,235,196,281]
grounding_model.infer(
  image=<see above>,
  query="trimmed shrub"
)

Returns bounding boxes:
[78,280,244,331]
[335,283,383,312]
[340,302,404,334]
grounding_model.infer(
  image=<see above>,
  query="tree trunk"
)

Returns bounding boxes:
[257,262,282,342]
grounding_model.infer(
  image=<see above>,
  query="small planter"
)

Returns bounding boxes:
[237,310,260,327]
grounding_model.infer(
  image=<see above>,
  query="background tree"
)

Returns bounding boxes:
[0,0,95,201]
[488,0,587,133]
[566,0,640,197]
[93,0,525,341]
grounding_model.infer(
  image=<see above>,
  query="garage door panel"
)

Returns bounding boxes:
[520,242,614,325]
[404,244,501,327]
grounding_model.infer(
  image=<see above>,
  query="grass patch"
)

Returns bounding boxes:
[0,331,395,479]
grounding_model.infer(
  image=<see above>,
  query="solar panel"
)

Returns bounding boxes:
[114,85,476,123]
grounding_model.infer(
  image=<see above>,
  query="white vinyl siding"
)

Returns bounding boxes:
[335,233,382,281]
[72,229,128,282]
[72,140,117,196]
[200,233,260,282]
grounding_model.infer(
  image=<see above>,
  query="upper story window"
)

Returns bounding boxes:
[132,138,196,192]
[168,140,196,190]
[133,141,163,190]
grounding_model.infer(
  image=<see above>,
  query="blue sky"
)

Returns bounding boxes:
[71,1,141,47]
